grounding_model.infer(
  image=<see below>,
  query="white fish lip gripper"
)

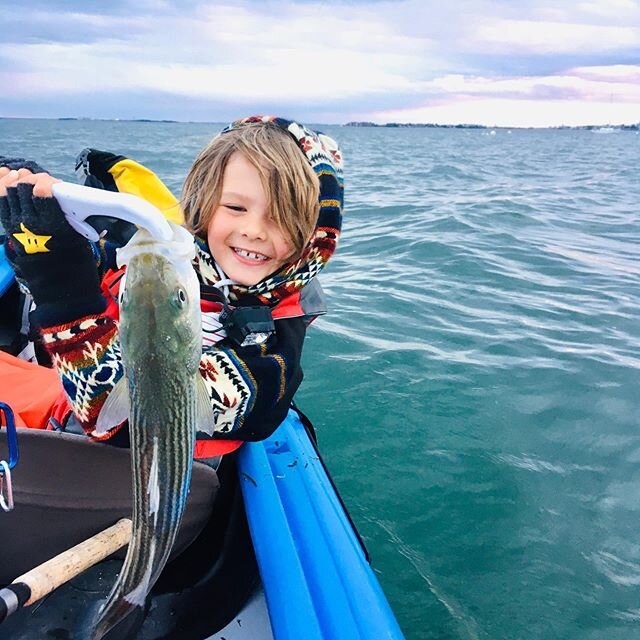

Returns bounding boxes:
[51,182,174,243]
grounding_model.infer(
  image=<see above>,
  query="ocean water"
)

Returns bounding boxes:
[1,119,640,640]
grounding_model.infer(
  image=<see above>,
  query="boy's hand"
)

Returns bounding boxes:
[0,180,85,260]
[0,167,59,198]
[0,157,47,176]
[0,159,60,250]
[0,159,106,326]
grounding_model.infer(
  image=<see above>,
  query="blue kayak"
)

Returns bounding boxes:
[0,246,13,297]
[240,409,405,640]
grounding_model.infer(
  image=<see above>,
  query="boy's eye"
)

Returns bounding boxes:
[224,204,246,212]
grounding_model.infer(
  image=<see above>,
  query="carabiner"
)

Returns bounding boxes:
[0,402,19,470]
[0,460,13,511]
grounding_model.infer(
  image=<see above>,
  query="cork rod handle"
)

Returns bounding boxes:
[16,517,132,605]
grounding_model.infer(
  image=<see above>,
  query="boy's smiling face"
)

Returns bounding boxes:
[207,152,293,286]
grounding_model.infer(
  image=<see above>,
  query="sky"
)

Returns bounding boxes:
[2,0,639,127]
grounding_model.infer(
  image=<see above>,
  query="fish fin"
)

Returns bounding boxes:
[196,375,216,436]
[95,377,130,435]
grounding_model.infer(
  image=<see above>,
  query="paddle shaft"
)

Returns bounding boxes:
[0,518,132,623]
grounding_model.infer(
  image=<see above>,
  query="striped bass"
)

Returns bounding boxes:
[90,223,214,639]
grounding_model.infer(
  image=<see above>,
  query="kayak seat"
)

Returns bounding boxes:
[0,429,219,585]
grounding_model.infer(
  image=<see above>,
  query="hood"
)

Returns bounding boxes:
[195,115,344,307]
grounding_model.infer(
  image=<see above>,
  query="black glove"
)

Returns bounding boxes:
[0,156,47,175]
[0,181,106,327]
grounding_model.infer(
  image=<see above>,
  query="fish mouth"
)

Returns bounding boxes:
[123,253,170,288]
[117,225,196,270]
[129,251,169,270]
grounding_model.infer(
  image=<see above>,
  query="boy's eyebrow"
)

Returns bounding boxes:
[220,191,251,202]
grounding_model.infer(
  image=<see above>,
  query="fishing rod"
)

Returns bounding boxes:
[0,518,132,624]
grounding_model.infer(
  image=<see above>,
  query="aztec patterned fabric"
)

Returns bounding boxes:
[41,315,127,440]
[36,116,342,445]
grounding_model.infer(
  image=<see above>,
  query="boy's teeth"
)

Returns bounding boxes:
[235,248,268,261]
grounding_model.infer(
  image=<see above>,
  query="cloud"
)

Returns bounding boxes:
[571,64,640,83]
[424,66,640,102]
[471,19,639,55]
[2,0,639,125]
[376,96,640,128]
[371,64,640,126]
[2,3,431,103]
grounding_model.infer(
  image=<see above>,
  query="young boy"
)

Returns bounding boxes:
[0,116,344,460]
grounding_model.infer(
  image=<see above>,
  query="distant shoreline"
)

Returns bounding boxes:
[58,117,181,123]
[0,117,182,124]
[0,117,638,131]
[345,121,640,131]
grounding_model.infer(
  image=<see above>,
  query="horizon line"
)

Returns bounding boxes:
[1,115,640,130]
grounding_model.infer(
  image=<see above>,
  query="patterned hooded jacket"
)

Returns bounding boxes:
[40,116,344,456]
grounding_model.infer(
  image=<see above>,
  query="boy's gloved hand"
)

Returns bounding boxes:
[0,156,47,175]
[0,164,106,326]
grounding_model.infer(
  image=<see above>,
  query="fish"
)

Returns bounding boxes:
[89,224,215,639]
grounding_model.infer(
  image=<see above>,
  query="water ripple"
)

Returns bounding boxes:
[3,120,640,640]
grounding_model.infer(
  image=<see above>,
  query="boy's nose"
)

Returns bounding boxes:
[240,212,267,240]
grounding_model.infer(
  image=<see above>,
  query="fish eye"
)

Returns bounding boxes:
[174,287,187,306]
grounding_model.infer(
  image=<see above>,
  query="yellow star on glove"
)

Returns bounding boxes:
[13,223,52,254]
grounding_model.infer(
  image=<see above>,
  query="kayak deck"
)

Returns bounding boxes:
[0,559,273,640]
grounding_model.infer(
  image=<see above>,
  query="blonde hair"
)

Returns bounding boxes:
[181,123,320,258]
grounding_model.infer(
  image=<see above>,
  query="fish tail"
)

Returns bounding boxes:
[87,591,146,640]
[86,444,189,638]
